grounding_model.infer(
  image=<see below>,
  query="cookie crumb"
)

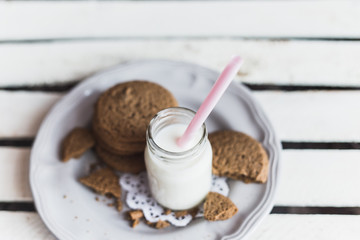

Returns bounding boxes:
[95,196,100,202]
[129,210,144,220]
[174,210,188,218]
[131,218,140,228]
[63,195,67,199]
[128,210,144,228]
[155,220,170,229]
[116,198,123,212]
[107,203,114,207]
[188,207,199,218]
[105,193,113,199]
[163,209,171,215]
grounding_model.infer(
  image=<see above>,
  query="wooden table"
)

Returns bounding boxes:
[1,1,360,239]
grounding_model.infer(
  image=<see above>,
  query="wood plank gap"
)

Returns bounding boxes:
[1,37,360,44]
[271,206,360,215]
[0,138,34,147]
[1,139,360,149]
[282,142,360,150]
[244,84,360,91]
[1,202,360,215]
[2,83,360,93]
[0,202,35,212]
[0,81,79,92]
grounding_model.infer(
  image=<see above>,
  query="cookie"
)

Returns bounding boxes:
[79,167,121,198]
[92,81,178,153]
[174,210,188,218]
[209,130,269,183]
[61,127,95,162]
[146,220,170,229]
[129,210,144,220]
[96,135,145,156]
[164,209,171,215]
[188,207,199,218]
[131,218,140,228]
[154,220,170,229]
[116,198,123,212]
[95,145,146,174]
[203,192,238,221]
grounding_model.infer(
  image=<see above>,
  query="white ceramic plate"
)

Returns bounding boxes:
[30,60,281,240]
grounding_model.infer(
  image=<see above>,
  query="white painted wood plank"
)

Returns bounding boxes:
[2,40,360,86]
[1,91,360,142]
[1,213,360,240]
[0,148,32,201]
[0,91,62,138]
[275,150,360,206]
[254,91,360,142]
[2,146,360,207]
[0,212,55,240]
[250,214,360,240]
[1,1,360,39]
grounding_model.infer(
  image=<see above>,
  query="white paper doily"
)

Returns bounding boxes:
[120,172,229,227]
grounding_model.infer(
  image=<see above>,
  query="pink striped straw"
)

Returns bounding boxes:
[177,56,243,147]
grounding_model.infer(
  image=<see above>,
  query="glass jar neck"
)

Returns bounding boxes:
[146,107,208,163]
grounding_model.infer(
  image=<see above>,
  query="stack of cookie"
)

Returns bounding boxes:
[92,81,178,173]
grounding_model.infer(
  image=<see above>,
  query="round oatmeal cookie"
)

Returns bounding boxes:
[96,145,145,174]
[95,131,146,155]
[93,81,178,150]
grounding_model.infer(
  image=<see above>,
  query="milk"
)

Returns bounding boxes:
[154,124,203,152]
[145,121,212,210]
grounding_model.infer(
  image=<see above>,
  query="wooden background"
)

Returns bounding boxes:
[1,1,360,239]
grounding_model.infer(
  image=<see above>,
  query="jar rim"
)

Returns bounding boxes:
[146,107,208,161]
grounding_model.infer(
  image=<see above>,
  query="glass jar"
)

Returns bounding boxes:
[144,107,212,210]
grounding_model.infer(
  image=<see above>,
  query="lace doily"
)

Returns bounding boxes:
[120,172,229,227]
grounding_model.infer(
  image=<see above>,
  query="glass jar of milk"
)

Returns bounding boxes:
[145,107,212,210]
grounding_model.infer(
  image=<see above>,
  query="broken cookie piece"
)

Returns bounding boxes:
[209,130,269,183]
[61,127,95,162]
[79,167,121,198]
[204,192,238,221]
